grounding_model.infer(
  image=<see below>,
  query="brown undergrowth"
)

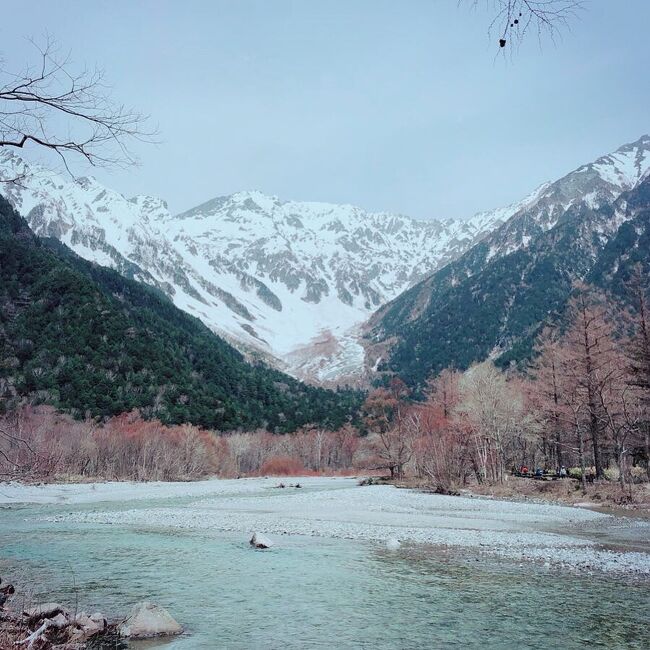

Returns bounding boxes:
[389,476,650,517]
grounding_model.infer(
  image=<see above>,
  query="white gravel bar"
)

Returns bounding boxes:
[3,477,649,576]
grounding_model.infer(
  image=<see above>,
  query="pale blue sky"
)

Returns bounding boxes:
[2,1,649,219]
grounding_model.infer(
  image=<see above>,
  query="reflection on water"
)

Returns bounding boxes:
[0,501,648,650]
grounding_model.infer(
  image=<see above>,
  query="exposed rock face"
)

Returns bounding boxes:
[118,601,183,639]
[250,532,274,549]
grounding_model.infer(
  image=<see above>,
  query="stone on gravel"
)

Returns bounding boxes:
[385,538,401,550]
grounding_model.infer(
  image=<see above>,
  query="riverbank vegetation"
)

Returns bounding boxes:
[363,281,650,508]
[1,283,648,511]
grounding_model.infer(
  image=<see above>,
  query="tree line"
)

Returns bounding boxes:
[363,278,650,492]
[2,278,647,489]
[0,406,367,481]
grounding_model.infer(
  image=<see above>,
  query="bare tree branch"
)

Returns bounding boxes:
[465,0,585,51]
[0,35,157,182]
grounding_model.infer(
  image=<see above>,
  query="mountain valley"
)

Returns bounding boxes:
[2,136,649,388]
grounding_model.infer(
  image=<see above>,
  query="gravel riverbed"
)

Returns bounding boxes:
[2,477,649,577]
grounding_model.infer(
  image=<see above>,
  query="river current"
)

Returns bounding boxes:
[1,487,648,649]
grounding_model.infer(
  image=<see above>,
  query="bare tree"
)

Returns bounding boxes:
[562,377,588,490]
[313,427,327,471]
[362,379,413,479]
[530,327,567,469]
[417,370,471,488]
[426,368,461,420]
[0,36,155,179]
[467,0,584,50]
[456,361,527,483]
[561,286,618,479]
[598,370,642,491]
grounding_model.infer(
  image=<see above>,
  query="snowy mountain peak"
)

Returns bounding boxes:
[2,136,646,384]
[574,135,650,191]
[175,190,283,221]
[470,136,650,266]
[0,151,505,384]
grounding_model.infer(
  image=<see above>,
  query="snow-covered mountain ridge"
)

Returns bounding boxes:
[2,135,647,385]
[0,150,512,382]
[364,135,650,386]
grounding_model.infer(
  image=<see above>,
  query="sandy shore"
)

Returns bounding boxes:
[3,477,649,576]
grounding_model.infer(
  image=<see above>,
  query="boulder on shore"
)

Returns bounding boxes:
[118,601,183,639]
[70,611,107,640]
[250,532,274,549]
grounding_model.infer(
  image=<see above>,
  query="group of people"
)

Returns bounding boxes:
[515,465,568,478]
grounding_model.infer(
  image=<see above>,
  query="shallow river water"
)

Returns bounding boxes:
[1,487,648,649]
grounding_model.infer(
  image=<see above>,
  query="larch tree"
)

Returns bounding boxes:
[414,369,470,488]
[426,368,462,420]
[560,286,618,479]
[530,327,568,469]
[362,378,413,479]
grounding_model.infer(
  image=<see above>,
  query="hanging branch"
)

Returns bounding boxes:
[0,35,157,181]
[467,1,585,50]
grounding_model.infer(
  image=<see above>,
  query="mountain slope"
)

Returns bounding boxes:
[365,136,650,387]
[0,150,512,383]
[0,195,363,431]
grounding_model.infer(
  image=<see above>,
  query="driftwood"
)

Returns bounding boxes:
[15,613,68,648]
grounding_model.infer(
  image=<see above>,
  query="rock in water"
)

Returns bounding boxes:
[385,538,401,550]
[118,601,183,639]
[250,532,274,549]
